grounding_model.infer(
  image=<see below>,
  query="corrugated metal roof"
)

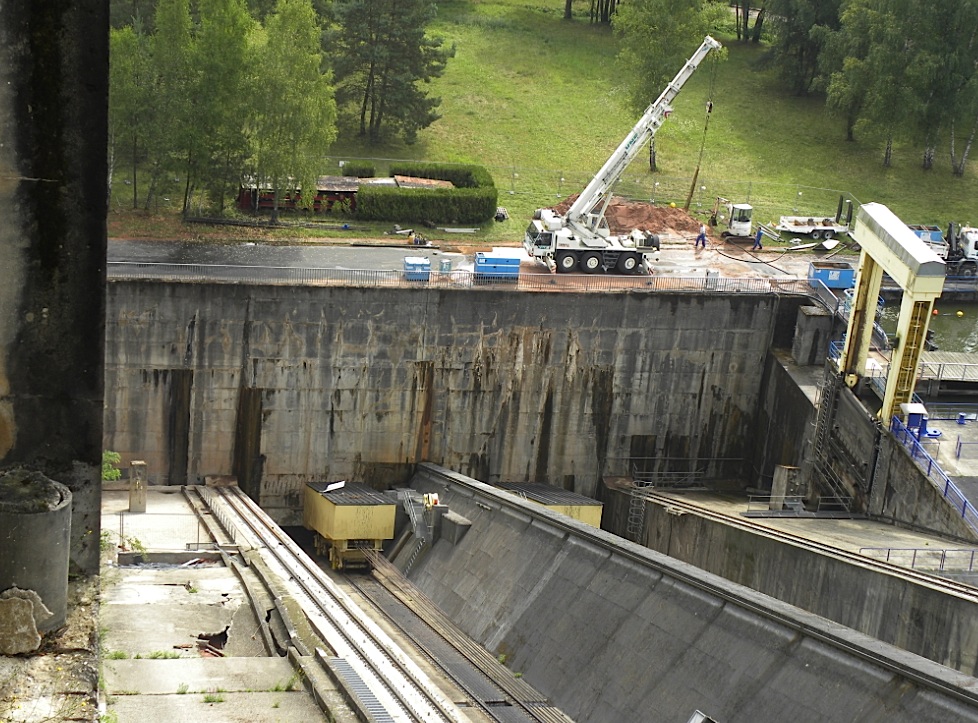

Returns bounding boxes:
[496,482,601,506]
[307,481,392,506]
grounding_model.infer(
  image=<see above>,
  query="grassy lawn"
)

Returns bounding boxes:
[111,0,978,245]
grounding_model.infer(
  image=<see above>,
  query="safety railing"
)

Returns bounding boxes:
[859,546,978,572]
[918,359,978,383]
[745,494,853,515]
[890,415,978,536]
[112,510,213,552]
[957,436,978,460]
[108,261,814,295]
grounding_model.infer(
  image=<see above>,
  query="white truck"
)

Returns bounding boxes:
[523,36,722,274]
[935,223,978,277]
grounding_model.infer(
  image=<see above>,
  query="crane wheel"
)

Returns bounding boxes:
[581,252,602,274]
[616,253,639,273]
[556,252,577,273]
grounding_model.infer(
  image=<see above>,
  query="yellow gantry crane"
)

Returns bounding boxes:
[839,203,946,422]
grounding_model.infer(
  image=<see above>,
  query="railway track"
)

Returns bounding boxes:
[417,464,978,709]
[350,551,572,723]
[188,484,468,723]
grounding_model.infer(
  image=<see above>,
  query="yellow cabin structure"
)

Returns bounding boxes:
[496,482,603,528]
[303,481,396,569]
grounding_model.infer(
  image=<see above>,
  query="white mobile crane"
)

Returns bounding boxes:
[523,36,723,274]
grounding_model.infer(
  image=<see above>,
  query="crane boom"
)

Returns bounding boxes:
[566,36,722,233]
[523,36,722,276]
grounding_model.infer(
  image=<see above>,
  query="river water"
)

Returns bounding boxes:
[878,301,978,353]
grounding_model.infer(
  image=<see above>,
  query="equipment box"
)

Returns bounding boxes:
[475,252,520,281]
[808,261,854,289]
[403,256,431,282]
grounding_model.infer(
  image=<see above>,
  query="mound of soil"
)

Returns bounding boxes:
[553,194,705,237]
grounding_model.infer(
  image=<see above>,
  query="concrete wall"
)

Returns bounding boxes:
[408,465,978,722]
[105,281,808,521]
[602,488,978,675]
[870,432,977,540]
[0,0,107,573]
[747,350,815,490]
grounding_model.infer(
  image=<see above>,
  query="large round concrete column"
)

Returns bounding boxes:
[0,470,72,632]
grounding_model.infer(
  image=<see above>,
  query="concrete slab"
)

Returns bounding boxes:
[100,566,262,658]
[102,488,212,552]
[103,657,298,695]
[107,690,327,722]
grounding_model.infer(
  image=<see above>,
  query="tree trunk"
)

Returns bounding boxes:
[953,116,978,177]
[648,137,657,172]
[923,145,935,170]
[751,7,765,43]
[845,111,856,142]
[564,0,573,20]
[883,137,893,168]
[270,177,279,224]
[359,65,375,137]
[131,134,138,210]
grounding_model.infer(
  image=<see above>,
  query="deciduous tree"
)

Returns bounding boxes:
[613,0,724,170]
[248,0,337,221]
[109,22,153,209]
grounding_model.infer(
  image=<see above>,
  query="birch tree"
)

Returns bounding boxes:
[248,0,337,221]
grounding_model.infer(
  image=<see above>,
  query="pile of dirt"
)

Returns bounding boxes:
[553,194,705,238]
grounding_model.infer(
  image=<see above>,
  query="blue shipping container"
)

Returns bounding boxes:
[907,225,944,244]
[403,256,431,282]
[475,252,520,280]
[808,261,855,289]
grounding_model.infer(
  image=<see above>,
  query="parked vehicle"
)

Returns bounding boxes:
[523,36,722,274]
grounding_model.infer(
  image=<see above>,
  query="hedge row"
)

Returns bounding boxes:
[356,162,497,224]
[341,162,375,178]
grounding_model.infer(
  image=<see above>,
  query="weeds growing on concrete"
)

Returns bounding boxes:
[105,651,129,660]
[176,683,189,694]
[202,692,226,703]
[270,670,303,692]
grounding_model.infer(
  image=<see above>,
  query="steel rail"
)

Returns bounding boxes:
[418,465,978,709]
[197,485,466,723]
[354,553,571,723]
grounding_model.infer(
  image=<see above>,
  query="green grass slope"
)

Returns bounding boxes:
[328,0,978,243]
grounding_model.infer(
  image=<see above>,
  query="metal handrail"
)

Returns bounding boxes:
[859,546,978,572]
[107,261,815,295]
[890,416,978,536]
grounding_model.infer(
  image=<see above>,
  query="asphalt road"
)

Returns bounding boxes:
[108,239,469,271]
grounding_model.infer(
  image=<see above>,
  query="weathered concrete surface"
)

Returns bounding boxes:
[408,465,978,722]
[0,0,107,576]
[104,282,809,521]
[98,488,354,723]
[871,430,978,540]
[103,657,304,694]
[100,566,267,659]
[603,489,978,675]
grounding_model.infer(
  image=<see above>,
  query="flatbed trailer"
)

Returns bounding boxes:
[775,215,849,240]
